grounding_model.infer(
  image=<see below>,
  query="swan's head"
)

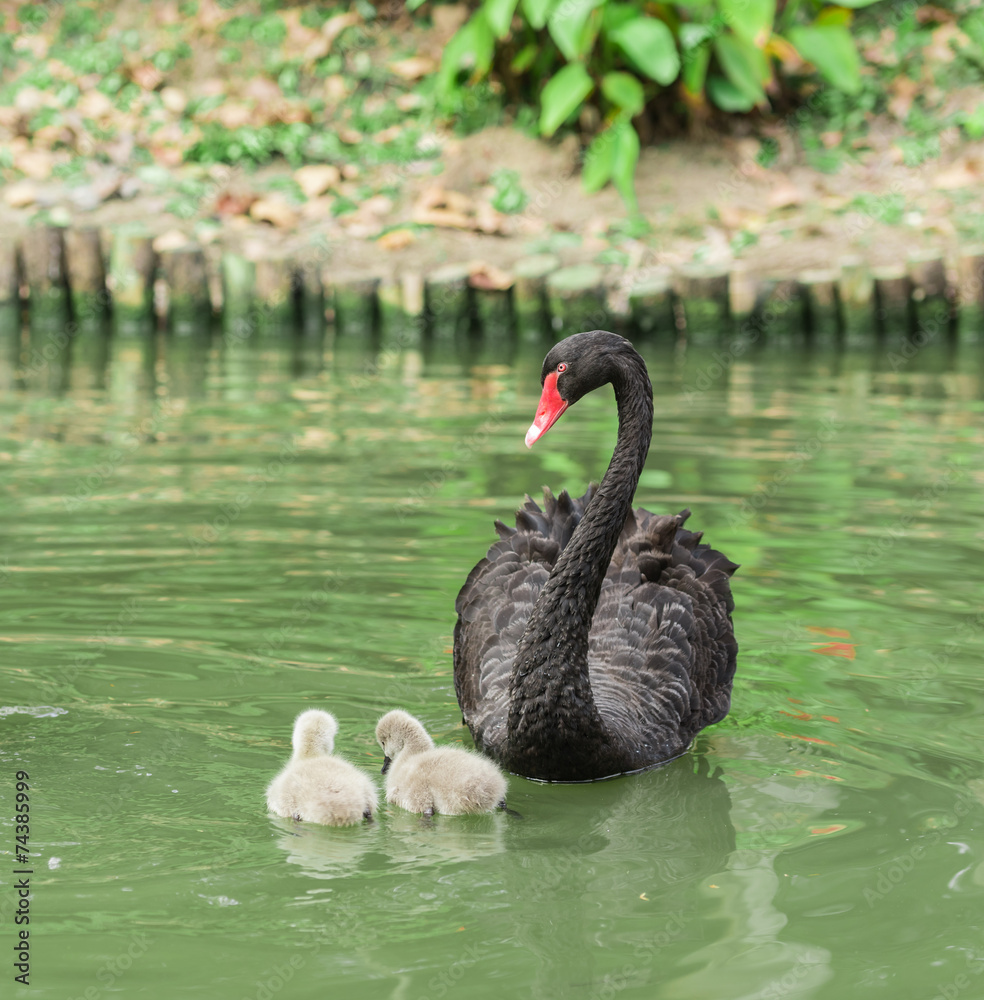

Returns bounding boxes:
[291,709,339,759]
[375,709,435,773]
[526,331,641,447]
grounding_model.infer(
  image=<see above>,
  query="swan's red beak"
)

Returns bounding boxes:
[526,371,568,448]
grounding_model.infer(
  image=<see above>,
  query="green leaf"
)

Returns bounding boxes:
[539,62,595,136]
[522,0,558,30]
[829,0,882,6]
[611,119,640,212]
[601,71,645,116]
[706,74,756,112]
[437,15,495,94]
[406,0,427,10]
[713,33,768,106]
[581,130,616,193]
[787,24,861,95]
[548,0,604,62]
[719,0,775,45]
[485,0,520,38]
[510,43,539,74]
[682,36,711,94]
[679,22,716,51]
[601,2,638,34]
[609,17,680,86]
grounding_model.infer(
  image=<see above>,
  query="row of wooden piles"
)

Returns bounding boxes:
[3,225,984,346]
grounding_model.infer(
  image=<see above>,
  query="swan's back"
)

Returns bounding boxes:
[454,488,738,767]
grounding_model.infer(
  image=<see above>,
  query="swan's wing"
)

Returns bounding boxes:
[588,508,738,756]
[453,488,597,750]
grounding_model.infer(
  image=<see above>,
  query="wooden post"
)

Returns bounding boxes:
[22,226,69,328]
[673,263,730,337]
[65,227,108,325]
[255,256,294,336]
[627,271,674,339]
[294,256,325,338]
[108,228,156,335]
[513,253,560,340]
[471,269,515,341]
[333,276,381,339]
[871,265,913,339]
[0,238,21,307]
[424,263,473,340]
[546,264,608,336]
[907,249,954,341]
[800,269,843,342]
[956,246,984,342]
[839,254,875,341]
[160,244,211,335]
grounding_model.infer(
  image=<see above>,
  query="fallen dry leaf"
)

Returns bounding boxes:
[766,179,804,210]
[338,128,364,145]
[300,195,336,220]
[3,180,38,208]
[377,229,416,251]
[154,230,191,252]
[468,261,513,290]
[294,164,340,199]
[76,90,114,119]
[389,56,438,81]
[887,76,920,121]
[250,196,299,229]
[15,149,55,180]
[934,155,983,190]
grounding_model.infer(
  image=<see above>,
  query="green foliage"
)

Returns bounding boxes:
[490,169,529,213]
[438,0,883,209]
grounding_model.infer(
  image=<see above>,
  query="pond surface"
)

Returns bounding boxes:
[1,320,983,999]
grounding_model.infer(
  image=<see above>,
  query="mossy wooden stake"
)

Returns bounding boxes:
[674,263,730,338]
[628,272,674,339]
[294,257,325,338]
[65,227,108,325]
[255,256,294,336]
[956,246,984,341]
[22,225,69,328]
[221,252,254,320]
[0,238,20,306]
[108,229,156,335]
[546,264,607,336]
[907,249,954,341]
[871,265,913,339]
[472,281,515,341]
[333,276,381,339]
[513,253,560,340]
[838,254,875,342]
[799,269,843,342]
[424,263,473,340]
[758,279,803,339]
[160,245,211,335]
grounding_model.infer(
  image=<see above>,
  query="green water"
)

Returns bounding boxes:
[1,326,983,999]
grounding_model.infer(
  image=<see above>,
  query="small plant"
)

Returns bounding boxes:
[489,168,528,213]
[438,0,882,210]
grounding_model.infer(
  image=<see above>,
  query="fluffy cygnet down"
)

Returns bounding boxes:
[375,709,508,817]
[266,709,378,826]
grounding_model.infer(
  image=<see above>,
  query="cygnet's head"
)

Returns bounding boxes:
[291,709,339,759]
[375,709,434,773]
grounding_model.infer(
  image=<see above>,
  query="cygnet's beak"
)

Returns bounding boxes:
[381,756,391,775]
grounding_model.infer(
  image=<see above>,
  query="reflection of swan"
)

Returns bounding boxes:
[266,710,378,826]
[507,753,737,1000]
[455,331,738,781]
[270,815,376,878]
[376,710,507,816]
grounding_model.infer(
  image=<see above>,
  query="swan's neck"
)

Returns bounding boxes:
[507,353,653,773]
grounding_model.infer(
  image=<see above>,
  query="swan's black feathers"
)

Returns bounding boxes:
[454,488,738,770]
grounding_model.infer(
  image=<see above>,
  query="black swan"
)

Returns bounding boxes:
[453,330,738,782]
